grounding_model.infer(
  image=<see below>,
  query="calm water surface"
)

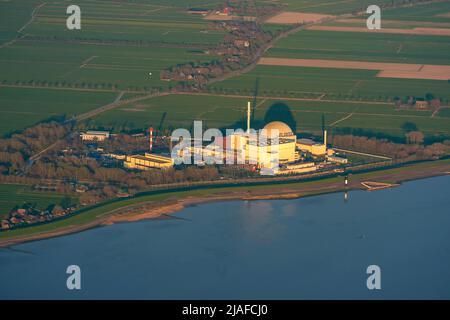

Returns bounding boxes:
[1,176,449,299]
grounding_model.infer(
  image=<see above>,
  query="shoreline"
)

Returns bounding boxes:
[0,159,449,248]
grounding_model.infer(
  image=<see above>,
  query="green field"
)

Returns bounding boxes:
[274,0,393,14]
[1,0,450,137]
[89,93,450,137]
[1,0,224,45]
[0,87,115,136]
[0,0,222,91]
[0,41,217,89]
[90,94,252,131]
[0,0,223,134]
[30,2,224,44]
[0,0,36,44]
[381,1,450,22]
[266,30,450,65]
[209,65,450,101]
[0,184,77,219]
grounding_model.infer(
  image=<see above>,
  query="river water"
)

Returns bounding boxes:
[1,176,449,299]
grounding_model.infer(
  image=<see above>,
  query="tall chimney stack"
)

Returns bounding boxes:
[247,101,251,133]
[149,127,154,152]
[324,129,327,150]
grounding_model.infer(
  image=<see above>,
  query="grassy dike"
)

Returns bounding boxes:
[0,158,449,245]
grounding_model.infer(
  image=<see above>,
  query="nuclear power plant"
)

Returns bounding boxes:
[123,101,347,173]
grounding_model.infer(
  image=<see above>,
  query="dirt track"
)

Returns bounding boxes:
[258,57,450,80]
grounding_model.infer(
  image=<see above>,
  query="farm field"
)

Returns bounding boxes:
[0,41,217,90]
[29,1,224,44]
[0,184,77,219]
[89,93,450,138]
[0,0,222,91]
[265,30,450,65]
[271,0,393,14]
[381,1,450,22]
[208,65,450,101]
[0,0,225,134]
[1,0,449,139]
[0,0,36,44]
[213,1,450,109]
[1,0,224,45]
[90,94,253,132]
[323,18,450,29]
[0,87,115,136]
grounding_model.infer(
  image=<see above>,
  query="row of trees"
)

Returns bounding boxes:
[331,135,450,160]
[0,121,72,174]
[1,80,172,95]
[2,79,119,91]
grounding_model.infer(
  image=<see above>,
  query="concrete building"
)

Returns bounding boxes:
[124,153,173,170]
[224,104,297,169]
[261,121,297,164]
[80,131,110,142]
[297,138,326,156]
[296,130,327,157]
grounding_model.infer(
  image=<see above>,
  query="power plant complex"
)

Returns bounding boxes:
[122,101,347,174]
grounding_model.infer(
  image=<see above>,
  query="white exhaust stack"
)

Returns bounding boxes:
[247,101,251,133]
[324,130,327,149]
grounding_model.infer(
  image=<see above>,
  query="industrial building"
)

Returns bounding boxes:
[296,130,328,157]
[278,162,317,175]
[221,103,297,170]
[124,153,174,170]
[187,101,342,173]
[80,131,110,142]
[122,101,346,173]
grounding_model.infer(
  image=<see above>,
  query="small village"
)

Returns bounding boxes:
[161,3,284,87]
[1,201,76,230]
